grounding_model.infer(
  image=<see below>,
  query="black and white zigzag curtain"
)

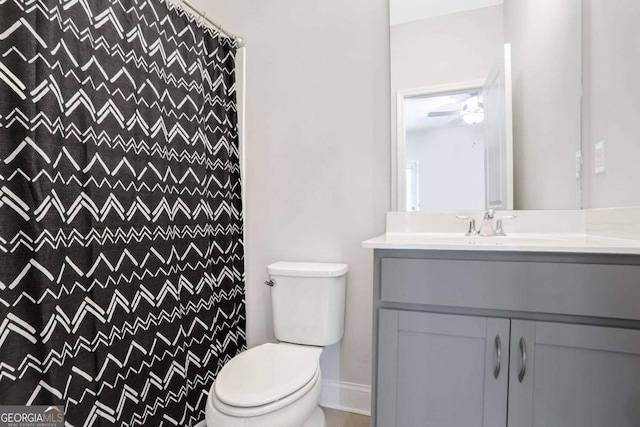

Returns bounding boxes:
[0,0,245,425]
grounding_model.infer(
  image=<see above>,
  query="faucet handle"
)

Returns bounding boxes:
[456,215,478,236]
[495,215,517,236]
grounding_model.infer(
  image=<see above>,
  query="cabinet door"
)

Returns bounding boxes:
[377,309,510,427]
[508,320,640,427]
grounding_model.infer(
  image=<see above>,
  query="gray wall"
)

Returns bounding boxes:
[582,0,640,208]
[503,0,582,210]
[183,0,390,390]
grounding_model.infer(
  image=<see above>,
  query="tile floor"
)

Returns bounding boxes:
[323,407,370,427]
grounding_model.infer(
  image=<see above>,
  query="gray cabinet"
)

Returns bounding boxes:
[377,310,509,427]
[508,320,640,427]
[371,250,640,427]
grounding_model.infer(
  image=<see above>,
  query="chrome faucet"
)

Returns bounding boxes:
[478,209,497,236]
[457,210,517,237]
[456,215,477,236]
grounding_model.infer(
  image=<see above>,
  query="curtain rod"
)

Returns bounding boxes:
[178,0,245,48]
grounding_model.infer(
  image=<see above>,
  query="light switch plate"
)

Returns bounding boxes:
[575,150,582,179]
[595,141,605,174]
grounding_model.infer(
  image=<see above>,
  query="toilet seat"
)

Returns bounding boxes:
[213,343,321,417]
[206,370,323,427]
[213,366,320,418]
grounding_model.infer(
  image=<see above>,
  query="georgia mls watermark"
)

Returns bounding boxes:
[0,406,64,427]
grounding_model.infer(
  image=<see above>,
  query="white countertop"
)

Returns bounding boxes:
[362,233,640,255]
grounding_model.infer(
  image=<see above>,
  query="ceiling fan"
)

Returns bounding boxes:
[427,94,485,125]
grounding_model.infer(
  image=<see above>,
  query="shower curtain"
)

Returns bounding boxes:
[0,0,245,425]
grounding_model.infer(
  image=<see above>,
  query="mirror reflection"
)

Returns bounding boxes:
[391,0,582,211]
[402,66,512,212]
[405,91,493,211]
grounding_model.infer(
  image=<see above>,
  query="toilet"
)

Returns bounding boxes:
[206,261,348,427]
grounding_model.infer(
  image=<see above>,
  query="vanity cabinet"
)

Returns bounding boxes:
[508,320,640,427]
[371,250,640,427]
[377,310,509,427]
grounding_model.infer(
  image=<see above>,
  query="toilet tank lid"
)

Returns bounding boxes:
[267,262,348,277]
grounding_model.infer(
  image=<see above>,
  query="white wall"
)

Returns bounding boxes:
[503,0,582,210]
[391,0,503,25]
[406,126,486,210]
[390,6,504,93]
[582,0,640,208]
[184,0,390,399]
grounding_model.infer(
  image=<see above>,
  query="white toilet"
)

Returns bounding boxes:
[206,261,348,427]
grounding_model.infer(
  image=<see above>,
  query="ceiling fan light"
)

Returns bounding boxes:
[463,112,484,125]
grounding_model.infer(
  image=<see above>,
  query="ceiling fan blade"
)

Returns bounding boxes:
[449,116,465,126]
[427,111,460,117]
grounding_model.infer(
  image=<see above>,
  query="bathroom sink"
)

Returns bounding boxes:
[433,235,567,246]
[421,235,569,245]
[378,233,572,248]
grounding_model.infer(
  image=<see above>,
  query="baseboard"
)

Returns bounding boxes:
[319,379,371,416]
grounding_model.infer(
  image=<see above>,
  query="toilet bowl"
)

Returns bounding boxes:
[205,262,348,427]
[206,344,325,427]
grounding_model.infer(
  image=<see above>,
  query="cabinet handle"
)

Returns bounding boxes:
[493,335,501,379]
[518,337,527,383]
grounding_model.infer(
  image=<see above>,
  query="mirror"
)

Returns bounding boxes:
[391,0,583,211]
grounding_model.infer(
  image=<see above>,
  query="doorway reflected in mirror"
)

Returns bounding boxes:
[404,90,488,211]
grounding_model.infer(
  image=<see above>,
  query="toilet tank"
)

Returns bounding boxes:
[267,262,348,347]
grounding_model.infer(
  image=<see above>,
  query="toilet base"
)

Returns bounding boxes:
[303,407,325,427]
[204,405,325,427]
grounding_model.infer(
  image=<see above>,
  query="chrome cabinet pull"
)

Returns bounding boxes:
[518,337,527,383]
[493,335,502,379]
